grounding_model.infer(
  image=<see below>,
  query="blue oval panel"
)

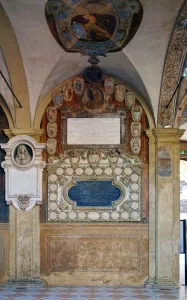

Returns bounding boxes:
[68,180,121,207]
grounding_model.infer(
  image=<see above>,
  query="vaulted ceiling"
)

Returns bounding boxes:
[0,0,185,126]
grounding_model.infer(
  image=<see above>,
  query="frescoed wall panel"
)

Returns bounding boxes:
[40,74,149,223]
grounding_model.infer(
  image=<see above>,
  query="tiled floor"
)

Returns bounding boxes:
[0,286,186,300]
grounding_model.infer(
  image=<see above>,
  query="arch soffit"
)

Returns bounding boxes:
[158,1,187,127]
[34,75,155,130]
[0,4,30,128]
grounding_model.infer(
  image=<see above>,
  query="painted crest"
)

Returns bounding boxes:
[47,122,57,138]
[46,138,57,155]
[45,0,143,62]
[73,78,85,95]
[104,77,114,95]
[125,92,135,108]
[115,85,125,102]
[63,86,74,102]
[130,138,141,155]
[53,92,63,107]
[131,122,141,137]
[46,107,57,123]
[131,105,143,122]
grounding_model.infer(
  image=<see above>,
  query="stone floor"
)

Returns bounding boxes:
[0,286,186,300]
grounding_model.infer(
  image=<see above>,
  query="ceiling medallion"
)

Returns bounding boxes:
[45,0,143,64]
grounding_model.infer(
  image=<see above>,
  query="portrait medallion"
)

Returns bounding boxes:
[115,85,125,102]
[13,143,33,167]
[83,86,104,111]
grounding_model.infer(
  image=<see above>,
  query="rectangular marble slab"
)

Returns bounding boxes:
[67,118,121,145]
[9,167,37,196]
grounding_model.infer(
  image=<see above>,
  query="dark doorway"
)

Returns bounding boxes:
[0,105,9,222]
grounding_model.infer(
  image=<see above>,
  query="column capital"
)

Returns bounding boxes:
[146,128,185,143]
[4,129,44,142]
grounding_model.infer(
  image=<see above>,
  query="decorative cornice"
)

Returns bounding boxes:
[4,129,44,142]
[146,128,185,142]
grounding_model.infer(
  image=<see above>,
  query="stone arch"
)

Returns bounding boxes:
[0,4,30,128]
[158,1,187,127]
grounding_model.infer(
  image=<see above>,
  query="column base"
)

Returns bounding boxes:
[6,278,43,288]
[145,278,178,289]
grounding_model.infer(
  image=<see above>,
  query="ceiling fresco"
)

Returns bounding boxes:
[45,0,143,63]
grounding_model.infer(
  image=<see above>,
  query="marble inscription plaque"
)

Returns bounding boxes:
[9,167,37,195]
[67,118,120,145]
[68,181,121,207]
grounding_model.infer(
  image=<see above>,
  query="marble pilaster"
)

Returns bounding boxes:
[146,129,184,288]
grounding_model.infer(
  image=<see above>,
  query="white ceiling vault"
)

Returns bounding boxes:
[0,0,184,125]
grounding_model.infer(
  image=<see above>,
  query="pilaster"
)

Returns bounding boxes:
[146,128,184,288]
[0,135,45,287]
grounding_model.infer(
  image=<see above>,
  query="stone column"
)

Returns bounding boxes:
[146,129,184,288]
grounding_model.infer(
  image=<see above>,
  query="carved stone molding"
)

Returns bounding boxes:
[158,1,187,127]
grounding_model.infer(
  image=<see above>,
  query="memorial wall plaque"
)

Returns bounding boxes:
[67,118,121,145]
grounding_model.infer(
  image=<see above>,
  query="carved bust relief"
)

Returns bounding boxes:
[13,143,33,167]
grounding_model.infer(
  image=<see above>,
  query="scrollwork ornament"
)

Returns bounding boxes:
[17,195,31,211]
